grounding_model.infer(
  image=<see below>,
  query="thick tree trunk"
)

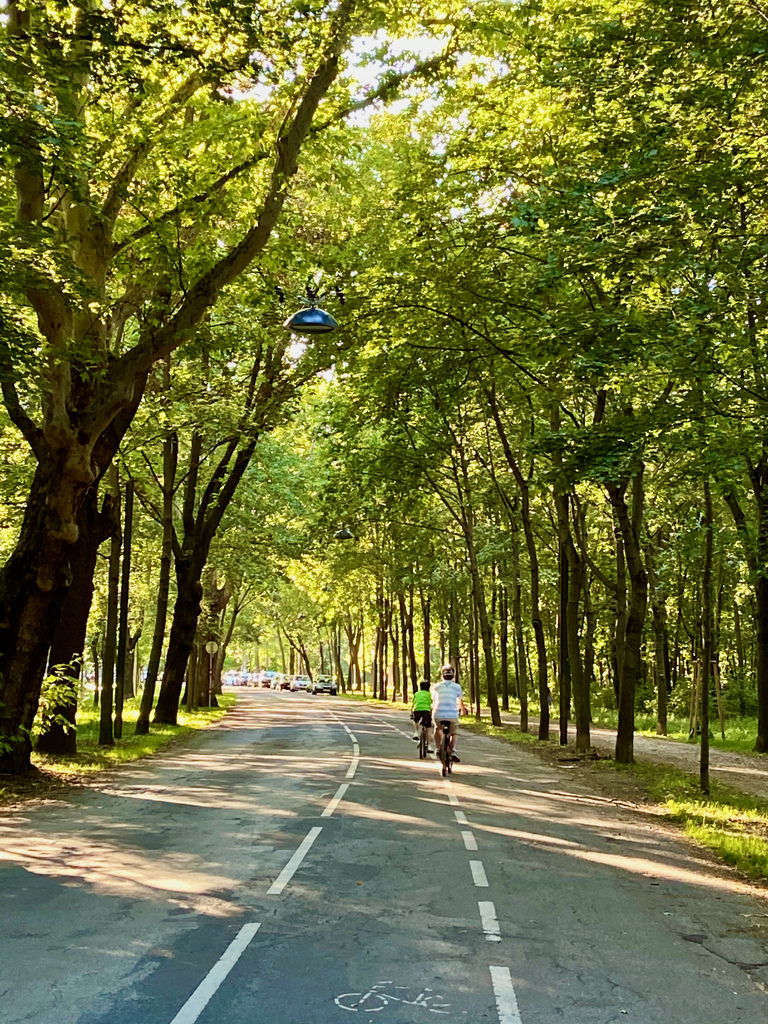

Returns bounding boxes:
[36,488,117,755]
[701,480,713,794]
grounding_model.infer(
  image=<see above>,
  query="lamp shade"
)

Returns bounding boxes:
[283,306,338,334]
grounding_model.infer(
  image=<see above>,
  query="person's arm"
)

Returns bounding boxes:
[458,688,468,715]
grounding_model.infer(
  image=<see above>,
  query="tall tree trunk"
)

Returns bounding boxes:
[98,467,122,747]
[136,396,177,733]
[609,467,648,764]
[420,590,431,680]
[647,537,669,736]
[114,477,133,740]
[701,479,714,794]
[510,519,529,734]
[558,539,571,746]
[499,584,510,711]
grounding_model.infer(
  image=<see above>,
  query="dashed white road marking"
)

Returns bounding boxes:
[267,827,322,895]
[462,830,478,851]
[447,792,460,805]
[478,901,501,942]
[348,733,358,743]
[169,922,261,1024]
[470,860,489,887]
[454,810,469,825]
[489,966,522,1024]
[321,783,350,818]
[345,757,359,780]
[353,742,360,756]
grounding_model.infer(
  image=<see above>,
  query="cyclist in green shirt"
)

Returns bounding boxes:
[411,680,434,752]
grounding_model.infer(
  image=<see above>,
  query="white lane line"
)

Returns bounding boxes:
[267,827,322,895]
[470,860,489,887]
[345,757,359,780]
[348,733,358,743]
[169,922,261,1024]
[343,724,354,736]
[447,792,459,806]
[478,901,501,942]
[321,783,349,818]
[462,830,478,851]
[454,810,468,825]
[489,966,523,1024]
[352,742,360,756]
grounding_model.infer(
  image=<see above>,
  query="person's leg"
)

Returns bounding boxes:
[412,712,419,740]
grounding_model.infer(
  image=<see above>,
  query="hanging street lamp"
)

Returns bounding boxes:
[279,281,344,335]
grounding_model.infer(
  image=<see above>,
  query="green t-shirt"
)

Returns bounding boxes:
[412,689,432,711]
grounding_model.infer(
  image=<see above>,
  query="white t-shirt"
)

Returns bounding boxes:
[431,680,463,720]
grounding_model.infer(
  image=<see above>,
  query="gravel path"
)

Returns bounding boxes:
[497,712,768,803]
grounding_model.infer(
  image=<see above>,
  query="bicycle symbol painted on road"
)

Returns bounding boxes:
[334,981,450,1014]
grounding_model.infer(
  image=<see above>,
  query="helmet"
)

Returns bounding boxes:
[441,664,455,680]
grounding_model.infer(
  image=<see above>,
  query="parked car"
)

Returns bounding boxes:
[312,675,337,695]
[274,673,291,690]
[291,675,312,692]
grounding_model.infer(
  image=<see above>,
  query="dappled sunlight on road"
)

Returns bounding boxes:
[0,824,241,916]
[444,741,763,898]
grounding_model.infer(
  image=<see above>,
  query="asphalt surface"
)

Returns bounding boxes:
[2,690,768,1024]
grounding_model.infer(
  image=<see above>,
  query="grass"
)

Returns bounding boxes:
[29,694,235,776]
[587,709,762,755]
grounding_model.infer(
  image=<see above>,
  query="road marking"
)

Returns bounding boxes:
[267,827,322,894]
[343,724,354,736]
[353,742,360,756]
[489,966,522,1024]
[478,901,501,942]
[322,783,350,818]
[169,922,261,1024]
[462,830,478,851]
[348,733,358,743]
[470,860,489,887]
[454,810,468,825]
[346,757,359,779]
[447,792,459,805]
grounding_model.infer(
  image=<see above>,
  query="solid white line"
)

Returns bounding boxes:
[352,742,360,756]
[489,966,523,1024]
[462,830,478,851]
[478,901,501,942]
[169,923,261,1024]
[470,860,489,887]
[454,810,468,825]
[343,725,354,736]
[345,757,359,780]
[348,733,357,743]
[321,783,349,818]
[267,827,322,895]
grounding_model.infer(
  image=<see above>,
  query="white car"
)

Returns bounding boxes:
[291,675,312,692]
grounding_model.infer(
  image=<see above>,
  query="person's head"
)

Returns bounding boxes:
[441,664,455,681]
[419,680,430,691]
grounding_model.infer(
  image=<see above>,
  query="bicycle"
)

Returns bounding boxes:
[438,720,454,777]
[418,718,429,760]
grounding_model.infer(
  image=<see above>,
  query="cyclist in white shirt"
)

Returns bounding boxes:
[431,664,467,763]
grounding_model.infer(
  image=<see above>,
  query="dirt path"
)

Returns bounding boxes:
[497,712,768,803]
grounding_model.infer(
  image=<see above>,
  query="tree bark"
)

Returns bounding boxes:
[36,488,117,754]
[609,468,648,764]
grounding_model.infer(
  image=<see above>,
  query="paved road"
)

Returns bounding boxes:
[1,690,768,1024]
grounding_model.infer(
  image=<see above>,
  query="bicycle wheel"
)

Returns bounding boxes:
[419,727,427,759]
[441,725,450,777]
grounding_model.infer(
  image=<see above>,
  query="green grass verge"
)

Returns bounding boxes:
[463,717,768,880]
[30,694,236,775]
[590,710,762,756]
